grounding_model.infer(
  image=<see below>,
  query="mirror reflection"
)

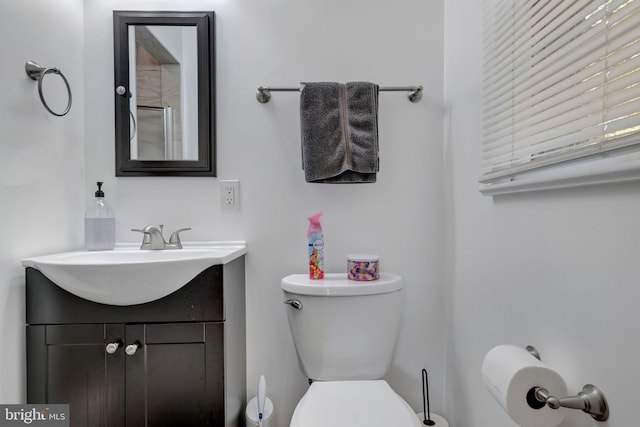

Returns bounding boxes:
[129,25,198,161]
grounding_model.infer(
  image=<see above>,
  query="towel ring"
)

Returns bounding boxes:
[25,61,72,117]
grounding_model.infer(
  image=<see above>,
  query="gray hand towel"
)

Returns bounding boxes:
[300,82,379,183]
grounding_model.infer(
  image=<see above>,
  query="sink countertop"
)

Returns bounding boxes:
[22,241,247,306]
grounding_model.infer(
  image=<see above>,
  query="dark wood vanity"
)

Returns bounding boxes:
[25,257,245,427]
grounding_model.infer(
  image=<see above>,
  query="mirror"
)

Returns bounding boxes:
[113,11,215,176]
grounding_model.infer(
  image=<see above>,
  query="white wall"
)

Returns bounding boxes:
[444,1,640,426]
[0,0,85,403]
[84,0,445,425]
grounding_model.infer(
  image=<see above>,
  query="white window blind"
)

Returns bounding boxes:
[481,0,640,194]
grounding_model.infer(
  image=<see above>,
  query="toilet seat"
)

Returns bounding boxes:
[289,380,421,427]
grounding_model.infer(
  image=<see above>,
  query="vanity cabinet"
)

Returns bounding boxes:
[26,257,245,427]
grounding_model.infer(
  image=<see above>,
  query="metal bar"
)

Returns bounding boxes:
[163,106,174,160]
[259,85,421,92]
[259,87,301,92]
[256,84,423,103]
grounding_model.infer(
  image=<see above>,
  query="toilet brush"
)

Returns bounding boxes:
[422,369,435,426]
[257,375,266,427]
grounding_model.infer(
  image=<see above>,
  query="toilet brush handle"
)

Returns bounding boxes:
[257,375,266,427]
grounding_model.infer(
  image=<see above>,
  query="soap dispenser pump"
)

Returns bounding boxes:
[85,181,115,251]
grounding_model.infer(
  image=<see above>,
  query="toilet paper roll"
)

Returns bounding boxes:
[416,412,449,427]
[481,345,567,427]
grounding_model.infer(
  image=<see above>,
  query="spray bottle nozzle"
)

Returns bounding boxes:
[307,212,323,224]
[307,212,323,238]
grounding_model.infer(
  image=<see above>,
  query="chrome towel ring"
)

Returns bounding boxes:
[25,60,72,117]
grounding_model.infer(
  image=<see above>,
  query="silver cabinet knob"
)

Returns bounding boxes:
[105,342,120,354]
[125,343,140,356]
[116,85,127,96]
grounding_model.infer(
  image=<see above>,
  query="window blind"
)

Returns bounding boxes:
[481,0,640,193]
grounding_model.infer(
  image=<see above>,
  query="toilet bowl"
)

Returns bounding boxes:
[290,380,421,427]
[281,273,418,427]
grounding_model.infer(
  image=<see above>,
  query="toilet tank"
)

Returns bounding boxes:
[281,273,404,381]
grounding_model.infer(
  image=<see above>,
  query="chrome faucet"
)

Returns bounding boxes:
[131,225,191,250]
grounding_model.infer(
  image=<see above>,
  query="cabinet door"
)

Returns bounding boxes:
[125,323,224,427]
[27,324,126,427]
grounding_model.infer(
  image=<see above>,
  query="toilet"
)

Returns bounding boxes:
[281,273,421,427]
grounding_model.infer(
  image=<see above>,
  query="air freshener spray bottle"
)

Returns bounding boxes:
[307,212,324,280]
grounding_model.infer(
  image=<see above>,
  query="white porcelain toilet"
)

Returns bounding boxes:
[281,273,421,427]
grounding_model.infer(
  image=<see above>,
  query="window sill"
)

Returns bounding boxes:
[479,154,640,196]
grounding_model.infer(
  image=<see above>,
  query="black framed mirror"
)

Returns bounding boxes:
[113,11,215,176]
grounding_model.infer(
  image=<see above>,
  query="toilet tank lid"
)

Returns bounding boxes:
[281,273,403,296]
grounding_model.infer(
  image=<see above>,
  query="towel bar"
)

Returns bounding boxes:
[256,85,423,104]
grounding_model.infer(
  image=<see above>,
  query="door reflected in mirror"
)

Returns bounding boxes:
[129,25,198,161]
[114,11,215,176]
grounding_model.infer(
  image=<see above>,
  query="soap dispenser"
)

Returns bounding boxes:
[85,181,115,251]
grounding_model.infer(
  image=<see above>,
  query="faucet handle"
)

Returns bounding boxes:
[168,228,191,247]
[142,224,164,234]
[131,228,151,245]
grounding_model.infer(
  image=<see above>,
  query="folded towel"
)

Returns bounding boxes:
[300,82,379,183]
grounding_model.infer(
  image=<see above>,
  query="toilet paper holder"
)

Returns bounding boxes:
[525,346,609,422]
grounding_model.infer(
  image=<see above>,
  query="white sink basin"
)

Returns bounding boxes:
[22,241,247,306]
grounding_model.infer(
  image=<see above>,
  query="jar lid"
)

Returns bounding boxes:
[347,254,379,262]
